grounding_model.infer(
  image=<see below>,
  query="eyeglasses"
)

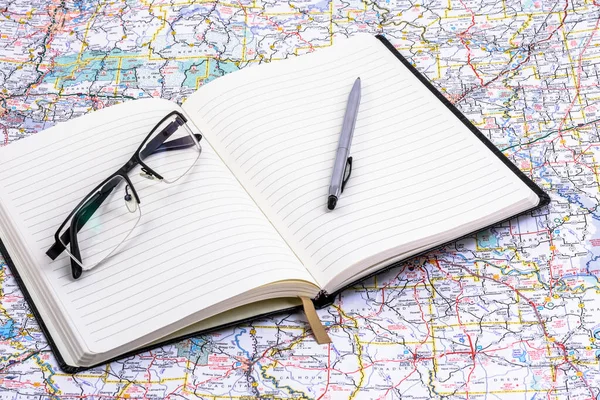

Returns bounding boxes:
[46,111,202,279]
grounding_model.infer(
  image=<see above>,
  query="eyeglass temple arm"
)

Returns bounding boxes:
[139,116,200,160]
[144,134,202,157]
[46,181,118,260]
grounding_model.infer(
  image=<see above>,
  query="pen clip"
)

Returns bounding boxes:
[341,157,352,193]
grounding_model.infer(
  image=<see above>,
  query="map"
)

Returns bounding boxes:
[1,0,600,398]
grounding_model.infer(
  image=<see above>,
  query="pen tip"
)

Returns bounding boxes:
[328,195,337,210]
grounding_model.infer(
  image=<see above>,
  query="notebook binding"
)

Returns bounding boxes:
[313,290,332,308]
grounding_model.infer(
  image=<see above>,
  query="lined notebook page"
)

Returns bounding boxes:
[184,34,538,290]
[0,99,315,354]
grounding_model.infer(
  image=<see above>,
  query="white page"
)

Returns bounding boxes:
[183,34,539,290]
[0,98,316,355]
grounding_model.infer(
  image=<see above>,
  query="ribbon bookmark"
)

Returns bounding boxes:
[300,296,332,344]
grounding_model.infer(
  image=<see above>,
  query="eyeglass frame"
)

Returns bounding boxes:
[46,110,202,279]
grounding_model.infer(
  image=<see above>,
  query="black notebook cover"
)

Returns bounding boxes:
[0,34,550,373]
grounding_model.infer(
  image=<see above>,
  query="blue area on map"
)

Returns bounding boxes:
[73,0,97,11]
[476,229,498,248]
[0,319,14,339]
[203,59,240,84]
[559,275,600,293]
[190,338,205,353]
[585,253,600,275]
[44,50,146,88]
[512,349,528,362]
[180,60,207,88]
[311,0,330,11]
[180,4,207,16]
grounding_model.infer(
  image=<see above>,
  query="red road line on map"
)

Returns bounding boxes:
[260,14,315,51]
[235,0,314,54]
[264,341,544,375]
[191,368,238,389]
[555,12,600,165]
[457,0,483,86]
[444,260,596,400]
[536,11,600,185]
[576,143,595,162]
[453,0,569,104]
[316,344,331,400]
[378,365,418,399]
[163,366,240,398]
[374,272,438,398]
[432,258,476,399]
[414,277,432,347]
[507,221,556,295]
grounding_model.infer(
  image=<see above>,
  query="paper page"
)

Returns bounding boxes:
[0,98,317,355]
[183,34,538,290]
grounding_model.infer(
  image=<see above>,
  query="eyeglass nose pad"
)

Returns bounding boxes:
[124,185,137,213]
[140,167,157,181]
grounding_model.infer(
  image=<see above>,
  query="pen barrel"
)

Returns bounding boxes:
[329,147,349,196]
[338,85,360,150]
[328,78,361,199]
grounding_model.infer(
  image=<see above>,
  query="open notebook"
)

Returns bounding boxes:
[0,34,549,372]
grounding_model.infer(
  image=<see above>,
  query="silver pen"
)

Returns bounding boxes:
[327,77,361,210]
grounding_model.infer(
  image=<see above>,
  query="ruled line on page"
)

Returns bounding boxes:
[304,166,498,254]
[231,89,423,168]
[209,58,390,139]
[21,154,229,222]
[248,113,450,192]
[252,128,464,199]
[51,209,265,282]
[88,265,304,342]
[48,187,274,278]
[32,184,248,241]
[226,84,414,159]
[197,47,381,122]
[286,150,486,243]
[77,246,297,316]
[314,180,509,262]
[294,158,491,245]
[60,214,272,288]
[319,186,520,272]
[229,99,439,182]
[1,113,165,188]
[48,188,254,274]
[211,65,399,145]
[28,167,233,235]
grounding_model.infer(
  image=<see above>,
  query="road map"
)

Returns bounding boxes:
[1,0,600,399]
